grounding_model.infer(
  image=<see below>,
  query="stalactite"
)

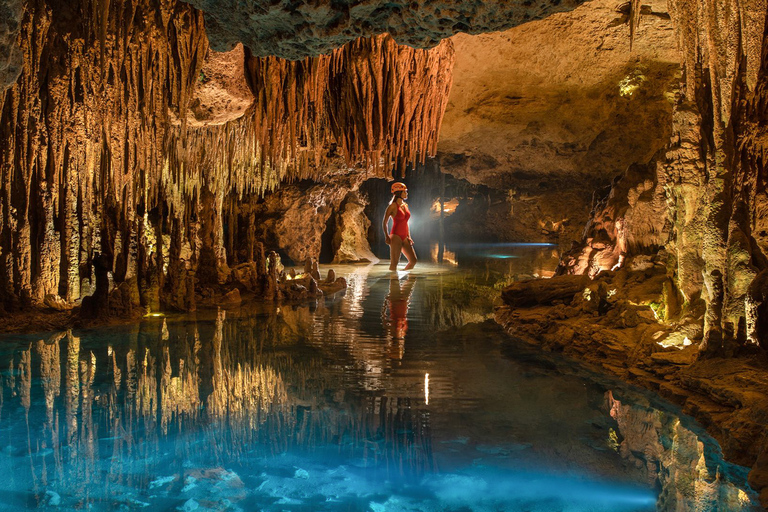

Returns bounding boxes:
[0,0,455,310]
[629,0,642,51]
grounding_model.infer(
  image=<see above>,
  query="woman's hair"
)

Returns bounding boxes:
[389,190,405,205]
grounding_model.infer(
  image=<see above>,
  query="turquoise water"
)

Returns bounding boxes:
[0,246,759,511]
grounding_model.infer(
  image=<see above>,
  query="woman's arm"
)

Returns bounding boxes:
[405,205,413,244]
[382,205,394,244]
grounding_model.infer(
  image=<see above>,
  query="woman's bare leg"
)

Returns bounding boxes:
[389,235,403,270]
[402,239,417,270]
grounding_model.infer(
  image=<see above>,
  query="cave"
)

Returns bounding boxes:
[1,0,768,510]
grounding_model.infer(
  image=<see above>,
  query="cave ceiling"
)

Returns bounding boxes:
[438,0,680,191]
[185,0,587,58]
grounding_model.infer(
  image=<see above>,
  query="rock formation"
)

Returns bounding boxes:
[0,0,22,91]
[437,0,679,244]
[553,0,768,360]
[0,0,453,313]
[185,0,586,58]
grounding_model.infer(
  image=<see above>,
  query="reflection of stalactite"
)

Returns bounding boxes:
[606,391,758,510]
[0,306,443,506]
[64,332,80,454]
[0,0,455,310]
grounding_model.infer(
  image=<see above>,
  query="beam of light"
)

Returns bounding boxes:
[446,242,557,248]
[485,254,519,259]
[421,469,657,510]
[425,373,429,405]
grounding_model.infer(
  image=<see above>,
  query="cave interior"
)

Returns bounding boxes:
[2,0,768,510]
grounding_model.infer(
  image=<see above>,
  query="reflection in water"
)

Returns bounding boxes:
[0,258,760,511]
[383,274,417,358]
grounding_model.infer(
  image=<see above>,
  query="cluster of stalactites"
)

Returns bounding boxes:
[0,0,208,306]
[174,33,455,207]
[0,0,456,307]
[668,0,766,127]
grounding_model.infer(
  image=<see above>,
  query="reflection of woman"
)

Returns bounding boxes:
[383,275,417,358]
[383,182,417,271]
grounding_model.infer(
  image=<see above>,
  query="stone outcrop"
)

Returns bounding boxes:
[331,192,379,264]
[184,44,254,127]
[552,0,768,363]
[496,257,768,506]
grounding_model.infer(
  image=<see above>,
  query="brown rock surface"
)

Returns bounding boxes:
[497,261,768,507]
[184,44,254,127]
[436,0,679,244]
[332,192,379,264]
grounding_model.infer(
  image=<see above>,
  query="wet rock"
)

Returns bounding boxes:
[319,277,347,297]
[108,279,143,318]
[501,275,590,308]
[220,288,241,306]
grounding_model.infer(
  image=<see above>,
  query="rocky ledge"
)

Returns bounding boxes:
[495,256,768,507]
[0,250,347,335]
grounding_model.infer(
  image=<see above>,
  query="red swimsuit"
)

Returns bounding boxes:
[390,204,411,240]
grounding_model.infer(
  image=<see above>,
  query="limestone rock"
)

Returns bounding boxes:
[437,0,678,245]
[332,192,379,264]
[43,294,71,311]
[186,0,585,57]
[319,276,347,297]
[108,279,143,318]
[221,288,242,305]
[501,275,590,308]
[0,0,22,92]
[184,44,254,127]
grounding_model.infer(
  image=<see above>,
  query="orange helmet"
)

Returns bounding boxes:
[391,182,407,194]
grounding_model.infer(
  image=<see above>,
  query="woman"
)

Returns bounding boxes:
[383,182,417,271]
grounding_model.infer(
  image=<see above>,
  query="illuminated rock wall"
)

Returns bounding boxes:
[558,1,768,358]
[0,0,454,311]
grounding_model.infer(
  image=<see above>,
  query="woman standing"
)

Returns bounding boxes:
[383,182,417,271]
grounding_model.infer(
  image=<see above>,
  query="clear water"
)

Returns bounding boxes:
[0,244,759,511]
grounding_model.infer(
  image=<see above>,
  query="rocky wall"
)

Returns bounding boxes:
[556,1,768,358]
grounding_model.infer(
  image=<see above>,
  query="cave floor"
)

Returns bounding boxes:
[0,245,760,511]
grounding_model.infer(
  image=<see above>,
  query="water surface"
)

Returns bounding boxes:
[0,246,759,511]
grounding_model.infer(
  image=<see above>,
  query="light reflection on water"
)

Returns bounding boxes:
[0,246,760,511]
